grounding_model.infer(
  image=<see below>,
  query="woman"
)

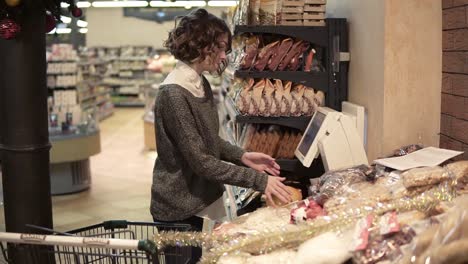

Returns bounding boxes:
[150,8,292,262]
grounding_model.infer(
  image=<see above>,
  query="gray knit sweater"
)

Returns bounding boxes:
[150,81,268,221]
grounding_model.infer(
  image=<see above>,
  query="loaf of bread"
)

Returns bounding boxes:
[401,166,449,188]
[445,160,468,181]
[266,186,302,207]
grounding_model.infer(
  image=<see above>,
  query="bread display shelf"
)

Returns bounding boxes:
[225,96,311,131]
[223,18,348,180]
[236,115,311,131]
[234,70,328,94]
[234,25,328,47]
[233,19,348,112]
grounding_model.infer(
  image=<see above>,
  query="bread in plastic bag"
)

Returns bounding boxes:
[391,144,424,157]
[239,35,260,70]
[235,0,250,25]
[309,164,372,206]
[399,195,468,264]
[401,166,450,189]
[353,225,417,264]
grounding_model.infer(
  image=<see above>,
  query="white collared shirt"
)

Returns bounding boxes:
[161,61,205,98]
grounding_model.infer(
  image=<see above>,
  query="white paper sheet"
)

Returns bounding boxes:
[374,147,463,171]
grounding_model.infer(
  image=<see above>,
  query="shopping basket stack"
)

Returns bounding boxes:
[0,220,191,264]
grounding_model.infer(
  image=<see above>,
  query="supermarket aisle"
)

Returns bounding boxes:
[51,108,156,231]
[0,108,156,232]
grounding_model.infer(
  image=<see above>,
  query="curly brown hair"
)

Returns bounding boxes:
[164,9,232,63]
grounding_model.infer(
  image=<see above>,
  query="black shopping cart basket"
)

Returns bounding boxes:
[0,220,191,264]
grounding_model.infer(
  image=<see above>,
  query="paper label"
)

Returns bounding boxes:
[379,211,400,235]
[374,147,463,171]
[352,215,374,251]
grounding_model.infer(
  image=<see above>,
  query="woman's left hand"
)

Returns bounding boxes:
[241,152,281,176]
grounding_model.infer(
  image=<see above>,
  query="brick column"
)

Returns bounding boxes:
[441,0,468,160]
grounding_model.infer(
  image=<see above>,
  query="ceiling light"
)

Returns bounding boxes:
[61,1,91,8]
[79,28,88,34]
[207,0,238,7]
[92,1,149,8]
[48,28,72,34]
[77,20,88,27]
[57,28,72,34]
[77,1,91,8]
[60,16,72,24]
[149,1,206,7]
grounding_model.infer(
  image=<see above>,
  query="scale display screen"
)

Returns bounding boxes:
[298,111,326,156]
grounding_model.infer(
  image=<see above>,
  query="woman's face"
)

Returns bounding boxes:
[202,33,229,74]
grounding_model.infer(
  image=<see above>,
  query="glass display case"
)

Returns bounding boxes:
[48,105,99,139]
[48,105,101,195]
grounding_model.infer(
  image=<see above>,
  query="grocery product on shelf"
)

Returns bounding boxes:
[235,0,327,26]
[47,44,99,135]
[234,78,325,117]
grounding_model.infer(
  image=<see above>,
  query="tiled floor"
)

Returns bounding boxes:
[0,108,156,232]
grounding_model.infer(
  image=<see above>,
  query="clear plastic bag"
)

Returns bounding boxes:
[229,35,247,71]
[308,165,371,206]
[444,160,468,195]
[353,225,417,264]
[401,166,450,189]
[390,144,424,157]
[399,197,468,264]
[235,0,250,25]
[239,35,260,70]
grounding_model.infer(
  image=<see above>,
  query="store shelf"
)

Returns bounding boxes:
[47,72,77,75]
[233,19,348,111]
[110,57,148,61]
[78,60,108,66]
[82,102,95,110]
[79,80,103,87]
[116,92,140,96]
[80,95,95,102]
[96,98,110,105]
[118,68,146,71]
[48,59,78,62]
[114,101,145,107]
[234,25,328,47]
[98,110,114,121]
[235,70,328,92]
[48,85,78,89]
[80,92,99,102]
[237,115,311,131]
[225,97,311,131]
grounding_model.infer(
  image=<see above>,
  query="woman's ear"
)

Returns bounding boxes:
[201,46,212,57]
[190,48,205,63]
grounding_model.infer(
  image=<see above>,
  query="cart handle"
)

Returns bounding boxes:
[0,231,156,254]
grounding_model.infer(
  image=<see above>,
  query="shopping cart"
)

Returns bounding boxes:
[0,220,192,264]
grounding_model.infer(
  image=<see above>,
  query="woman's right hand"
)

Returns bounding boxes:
[265,176,292,207]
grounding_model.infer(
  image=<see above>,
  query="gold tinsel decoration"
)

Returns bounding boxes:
[153,181,456,264]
